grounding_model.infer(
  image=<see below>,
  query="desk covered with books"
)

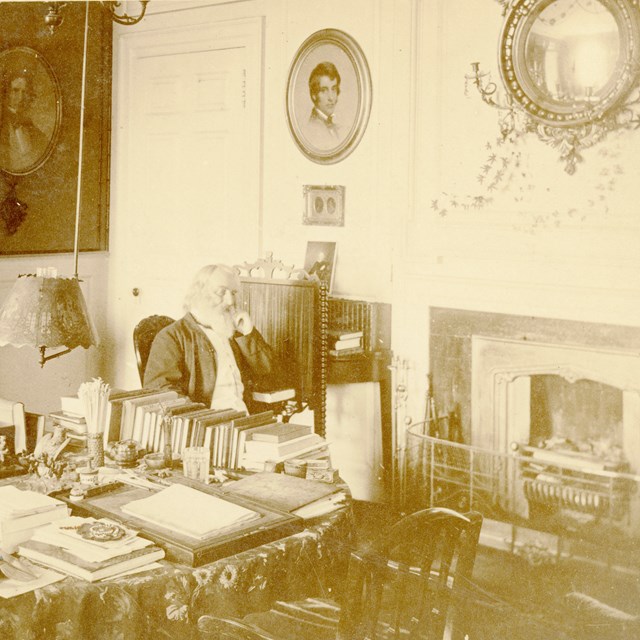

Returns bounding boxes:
[0,474,354,640]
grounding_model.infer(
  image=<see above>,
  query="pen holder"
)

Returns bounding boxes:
[87,433,104,469]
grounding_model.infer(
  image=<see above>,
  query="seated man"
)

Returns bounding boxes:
[144,264,289,412]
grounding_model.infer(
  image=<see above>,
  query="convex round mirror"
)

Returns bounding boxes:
[500,0,640,126]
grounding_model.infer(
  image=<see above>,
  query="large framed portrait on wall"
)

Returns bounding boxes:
[0,2,111,254]
[0,47,61,176]
[286,29,372,165]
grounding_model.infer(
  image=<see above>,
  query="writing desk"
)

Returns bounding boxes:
[0,480,353,640]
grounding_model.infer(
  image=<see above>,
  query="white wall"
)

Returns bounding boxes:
[3,0,639,462]
[392,0,640,423]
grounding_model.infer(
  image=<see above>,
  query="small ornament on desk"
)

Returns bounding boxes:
[306,467,339,483]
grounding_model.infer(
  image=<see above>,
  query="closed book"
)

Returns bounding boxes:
[221,471,341,513]
[251,388,296,404]
[18,539,164,582]
[330,336,362,350]
[102,388,161,447]
[0,504,68,534]
[327,329,363,341]
[229,412,276,469]
[329,346,365,358]
[0,486,67,518]
[60,395,85,418]
[243,433,323,459]
[249,422,312,443]
[50,415,87,435]
[121,391,179,442]
[49,410,86,425]
[241,443,331,471]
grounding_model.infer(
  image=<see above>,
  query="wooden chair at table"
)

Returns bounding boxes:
[133,314,175,384]
[197,507,483,640]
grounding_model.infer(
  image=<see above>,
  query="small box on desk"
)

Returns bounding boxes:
[306,467,339,483]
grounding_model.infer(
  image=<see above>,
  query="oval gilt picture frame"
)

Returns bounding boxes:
[0,46,61,176]
[286,29,372,165]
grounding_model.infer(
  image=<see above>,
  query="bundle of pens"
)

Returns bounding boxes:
[78,378,111,468]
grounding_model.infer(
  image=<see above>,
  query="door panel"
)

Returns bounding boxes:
[109,16,262,388]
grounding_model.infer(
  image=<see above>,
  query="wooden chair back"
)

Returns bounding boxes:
[133,314,174,384]
[338,507,483,640]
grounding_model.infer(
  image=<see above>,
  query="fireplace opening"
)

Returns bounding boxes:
[530,376,624,464]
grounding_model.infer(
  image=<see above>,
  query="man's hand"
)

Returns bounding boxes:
[233,311,254,336]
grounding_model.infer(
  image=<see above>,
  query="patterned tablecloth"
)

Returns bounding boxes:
[0,496,354,640]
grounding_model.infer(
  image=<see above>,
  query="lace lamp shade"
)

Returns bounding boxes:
[0,274,98,365]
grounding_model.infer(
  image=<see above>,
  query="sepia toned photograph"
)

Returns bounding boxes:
[286,28,372,164]
[0,47,61,176]
[304,240,337,291]
[0,1,638,639]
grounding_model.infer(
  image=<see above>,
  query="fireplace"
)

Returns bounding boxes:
[471,336,640,524]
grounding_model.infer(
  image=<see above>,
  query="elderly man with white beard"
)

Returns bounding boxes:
[144,264,288,412]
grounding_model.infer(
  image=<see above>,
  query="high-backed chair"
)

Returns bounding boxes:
[133,314,175,384]
[234,254,328,436]
[197,507,483,640]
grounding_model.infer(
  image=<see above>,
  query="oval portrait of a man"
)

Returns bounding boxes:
[286,30,372,165]
[0,47,61,176]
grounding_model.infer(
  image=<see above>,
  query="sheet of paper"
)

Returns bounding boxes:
[0,566,65,599]
[121,483,259,538]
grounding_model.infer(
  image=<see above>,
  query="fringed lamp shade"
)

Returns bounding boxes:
[0,274,98,366]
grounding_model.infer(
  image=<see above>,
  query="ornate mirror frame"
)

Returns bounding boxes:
[476,0,640,173]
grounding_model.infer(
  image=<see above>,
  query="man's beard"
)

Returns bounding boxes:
[196,305,236,338]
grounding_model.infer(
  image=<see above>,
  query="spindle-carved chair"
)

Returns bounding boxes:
[197,507,483,640]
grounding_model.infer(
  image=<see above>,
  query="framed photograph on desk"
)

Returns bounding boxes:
[304,241,337,292]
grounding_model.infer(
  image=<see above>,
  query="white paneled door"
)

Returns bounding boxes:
[109,15,263,388]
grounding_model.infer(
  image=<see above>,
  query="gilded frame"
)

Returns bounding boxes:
[303,185,345,226]
[286,29,372,165]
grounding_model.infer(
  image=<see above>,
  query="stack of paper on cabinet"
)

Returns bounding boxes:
[18,516,164,582]
[121,483,259,539]
[0,486,69,552]
[221,472,348,519]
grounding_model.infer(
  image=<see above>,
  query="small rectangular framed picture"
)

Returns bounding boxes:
[303,185,345,226]
[304,241,337,292]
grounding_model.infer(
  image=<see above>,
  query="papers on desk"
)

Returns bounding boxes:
[18,516,164,582]
[0,561,64,599]
[0,486,69,552]
[121,483,259,539]
[0,485,67,518]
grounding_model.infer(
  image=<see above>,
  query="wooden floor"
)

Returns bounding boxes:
[352,500,640,640]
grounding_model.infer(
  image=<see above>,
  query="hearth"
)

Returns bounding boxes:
[471,335,640,529]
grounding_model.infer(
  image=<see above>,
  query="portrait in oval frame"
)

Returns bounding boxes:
[0,46,61,176]
[286,29,372,165]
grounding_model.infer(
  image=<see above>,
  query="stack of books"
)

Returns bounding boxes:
[328,329,364,357]
[48,395,89,452]
[238,422,329,472]
[18,516,165,582]
[0,486,69,552]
